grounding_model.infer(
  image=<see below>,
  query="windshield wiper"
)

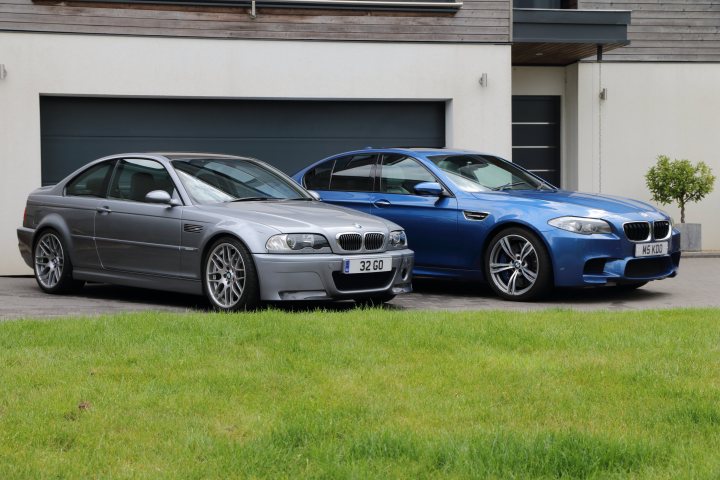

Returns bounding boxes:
[287,197,314,201]
[228,197,274,202]
[492,181,529,191]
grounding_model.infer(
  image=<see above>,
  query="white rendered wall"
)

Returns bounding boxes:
[576,62,720,250]
[514,63,720,250]
[0,32,511,275]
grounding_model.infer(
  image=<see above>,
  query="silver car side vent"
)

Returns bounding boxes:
[183,223,204,233]
[463,211,489,221]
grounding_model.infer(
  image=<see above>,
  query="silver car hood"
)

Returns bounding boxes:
[195,200,399,233]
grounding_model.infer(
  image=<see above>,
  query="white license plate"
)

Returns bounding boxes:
[635,241,669,257]
[343,257,392,274]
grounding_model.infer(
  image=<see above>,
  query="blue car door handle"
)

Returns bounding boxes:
[373,199,391,208]
[97,206,112,214]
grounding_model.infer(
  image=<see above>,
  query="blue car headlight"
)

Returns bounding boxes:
[548,216,612,235]
[266,233,331,253]
[388,230,408,250]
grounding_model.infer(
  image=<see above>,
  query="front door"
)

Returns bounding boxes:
[94,158,183,277]
[512,95,561,187]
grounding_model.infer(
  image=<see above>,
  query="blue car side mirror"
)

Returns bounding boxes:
[413,182,444,197]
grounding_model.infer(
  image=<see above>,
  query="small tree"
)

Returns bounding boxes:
[645,155,716,223]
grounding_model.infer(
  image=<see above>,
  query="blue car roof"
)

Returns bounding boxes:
[328,147,497,157]
[293,147,506,178]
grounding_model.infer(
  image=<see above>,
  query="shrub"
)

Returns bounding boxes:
[645,155,715,223]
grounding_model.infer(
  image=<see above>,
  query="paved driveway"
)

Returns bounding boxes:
[1,257,717,320]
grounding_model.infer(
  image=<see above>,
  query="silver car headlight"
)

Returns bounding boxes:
[266,233,331,253]
[388,230,408,250]
[548,216,612,235]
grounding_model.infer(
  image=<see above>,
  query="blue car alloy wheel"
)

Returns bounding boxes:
[485,227,552,301]
[293,148,681,301]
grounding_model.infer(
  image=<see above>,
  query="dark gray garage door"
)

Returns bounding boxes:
[512,96,561,187]
[40,97,446,186]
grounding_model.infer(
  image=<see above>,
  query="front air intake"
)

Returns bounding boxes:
[332,270,395,291]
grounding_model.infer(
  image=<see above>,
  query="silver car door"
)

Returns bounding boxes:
[94,158,183,277]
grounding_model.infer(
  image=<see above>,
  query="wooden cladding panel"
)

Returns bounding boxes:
[0,0,510,42]
[579,0,720,61]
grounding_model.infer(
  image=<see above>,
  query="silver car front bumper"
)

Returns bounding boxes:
[253,249,414,301]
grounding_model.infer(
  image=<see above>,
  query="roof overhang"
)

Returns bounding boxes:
[513,8,631,66]
[68,0,463,11]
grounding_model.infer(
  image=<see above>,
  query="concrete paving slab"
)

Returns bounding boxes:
[1,258,717,320]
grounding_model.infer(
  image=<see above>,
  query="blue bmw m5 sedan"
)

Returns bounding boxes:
[293,148,681,301]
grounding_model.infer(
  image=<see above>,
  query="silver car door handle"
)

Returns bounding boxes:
[373,199,391,208]
[96,206,112,213]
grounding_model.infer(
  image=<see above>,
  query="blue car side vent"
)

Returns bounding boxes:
[463,211,489,221]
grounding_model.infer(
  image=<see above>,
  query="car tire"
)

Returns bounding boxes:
[484,227,553,301]
[33,229,84,294]
[203,236,259,311]
[354,293,396,307]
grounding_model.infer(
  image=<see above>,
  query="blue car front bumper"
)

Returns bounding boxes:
[545,228,681,287]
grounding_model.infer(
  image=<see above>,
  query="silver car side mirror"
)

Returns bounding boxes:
[145,190,181,206]
[307,190,322,201]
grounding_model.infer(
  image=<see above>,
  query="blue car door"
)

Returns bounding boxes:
[303,153,378,214]
[368,153,461,269]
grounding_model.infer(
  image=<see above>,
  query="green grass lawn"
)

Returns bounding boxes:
[1,308,719,479]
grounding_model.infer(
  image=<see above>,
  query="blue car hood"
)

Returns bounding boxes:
[470,190,661,217]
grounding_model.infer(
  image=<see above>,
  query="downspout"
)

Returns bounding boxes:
[597,44,603,193]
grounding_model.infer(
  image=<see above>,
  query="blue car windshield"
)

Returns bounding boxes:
[428,154,554,192]
[172,158,309,204]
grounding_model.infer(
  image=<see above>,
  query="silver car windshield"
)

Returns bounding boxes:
[427,154,555,192]
[172,158,309,205]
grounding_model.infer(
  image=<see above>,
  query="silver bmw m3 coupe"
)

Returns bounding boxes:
[17,153,414,310]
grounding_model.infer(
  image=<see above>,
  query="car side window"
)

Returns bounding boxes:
[65,161,115,197]
[108,159,178,203]
[378,154,436,194]
[303,159,335,191]
[329,154,377,192]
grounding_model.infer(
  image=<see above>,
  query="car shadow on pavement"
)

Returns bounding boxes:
[77,283,397,313]
[407,278,668,307]
[78,283,212,310]
[67,278,670,314]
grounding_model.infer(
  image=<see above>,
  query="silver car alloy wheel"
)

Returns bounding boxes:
[488,234,539,296]
[35,232,65,289]
[206,242,246,308]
